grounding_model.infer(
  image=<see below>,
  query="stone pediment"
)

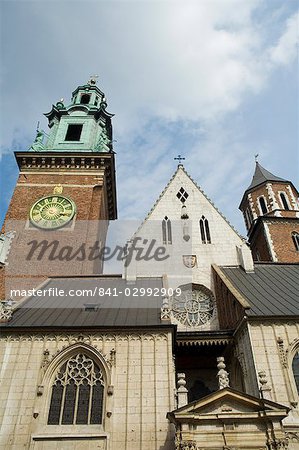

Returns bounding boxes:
[168,387,289,422]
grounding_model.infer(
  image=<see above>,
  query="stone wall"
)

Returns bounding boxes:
[0,330,175,450]
[248,320,299,444]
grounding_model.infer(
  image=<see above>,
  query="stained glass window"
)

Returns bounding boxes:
[48,353,104,425]
[292,351,299,394]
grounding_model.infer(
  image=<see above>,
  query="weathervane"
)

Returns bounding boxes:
[255,153,259,162]
[88,74,99,85]
[174,154,185,165]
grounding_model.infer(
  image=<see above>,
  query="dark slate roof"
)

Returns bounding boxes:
[246,162,286,192]
[220,264,299,316]
[3,276,168,328]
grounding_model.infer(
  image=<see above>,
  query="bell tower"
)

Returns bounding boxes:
[0,78,117,299]
[239,162,299,262]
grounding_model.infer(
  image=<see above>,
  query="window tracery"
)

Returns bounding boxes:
[171,285,215,327]
[48,353,104,425]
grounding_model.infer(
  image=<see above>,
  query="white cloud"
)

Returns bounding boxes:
[269,11,298,66]
[1,1,298,233]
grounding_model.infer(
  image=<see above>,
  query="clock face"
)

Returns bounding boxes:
[29,195,76,229]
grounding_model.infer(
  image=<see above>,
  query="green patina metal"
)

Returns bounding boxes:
[29,78,114,153]
[29,129,45,152]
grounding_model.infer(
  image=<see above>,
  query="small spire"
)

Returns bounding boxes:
[246,162,286,192]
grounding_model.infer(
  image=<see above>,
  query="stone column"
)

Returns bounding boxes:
[177,373,188,408]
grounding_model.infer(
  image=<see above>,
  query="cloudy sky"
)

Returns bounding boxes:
[0,0,298,236]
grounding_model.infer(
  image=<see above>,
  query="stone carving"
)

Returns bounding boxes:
[161,296,171,320]
[234,348,247,376]
[177,373,188,408]
[1,331,168,343]
[109,348,116,367]
[180,441,199,450]
[41,349,50,370]
[0,231,16,266]
[286,432,299,443]
[217,356,230,389]
[277,337,288,368]
[0,300,14,323]
[172,286,215,327]
[267,438,289,449]
[258,370,272,400]
[182,255,197,268]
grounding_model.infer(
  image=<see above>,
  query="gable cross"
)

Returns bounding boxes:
[174,154,185,165]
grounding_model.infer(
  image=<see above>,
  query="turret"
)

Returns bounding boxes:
[29,76,114,153]
[239,162,299,262]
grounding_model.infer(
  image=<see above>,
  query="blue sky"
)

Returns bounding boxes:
[0,0,298,236]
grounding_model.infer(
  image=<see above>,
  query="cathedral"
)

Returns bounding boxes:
[0,79,298,450]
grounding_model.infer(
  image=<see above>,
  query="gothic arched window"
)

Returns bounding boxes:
[292,351,299,394]
[48,353,105,425]
[199,216,211,244]
[162,216,172,244]
[258,196,268,215]
[292,232,299,251]
[280,192,290,210]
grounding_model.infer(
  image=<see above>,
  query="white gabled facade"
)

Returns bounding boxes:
[125,165,253,332]
[126,165,251,288]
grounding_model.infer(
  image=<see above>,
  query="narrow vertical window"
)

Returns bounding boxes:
[162,216,172,244]
[48,353,104,425]
[199,216,211,244]
[292,232,299,251]
[292,351,299,394]
[258,196,268,215]
[280,192,290,210]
